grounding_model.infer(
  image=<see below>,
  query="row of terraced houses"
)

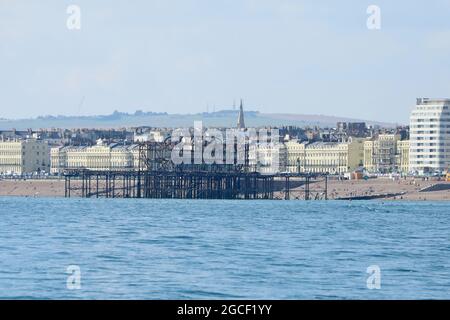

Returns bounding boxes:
[0,98,449,176]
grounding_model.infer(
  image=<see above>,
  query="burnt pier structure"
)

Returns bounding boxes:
[64,170,328,200]
[63,141,329,200]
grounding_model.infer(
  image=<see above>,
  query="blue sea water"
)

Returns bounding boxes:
[0,197,449,299]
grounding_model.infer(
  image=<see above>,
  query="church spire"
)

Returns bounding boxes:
[237,99,245,129]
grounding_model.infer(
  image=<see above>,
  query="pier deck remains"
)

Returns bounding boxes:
[63,141,328,200]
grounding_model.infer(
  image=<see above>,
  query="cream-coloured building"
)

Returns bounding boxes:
[396,140,410,174]
[364,134,398,173]
[285,140,307,173]
[0,139,50,175]
[285,138,365,174]
[249,143,287,174]
[364,134,409,174]
[51,139,140,174]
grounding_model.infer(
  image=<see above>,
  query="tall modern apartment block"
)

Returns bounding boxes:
[409,98,450,174]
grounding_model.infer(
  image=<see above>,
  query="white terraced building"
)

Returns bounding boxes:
[50,139,140,174]
[0,139,49,175]
[285,138,365,174]
[409,98,450,175]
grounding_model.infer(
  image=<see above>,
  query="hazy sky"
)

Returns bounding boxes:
[1,0,450,123]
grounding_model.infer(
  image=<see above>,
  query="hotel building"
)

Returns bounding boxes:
[0,139,50,175]
[396,140,410,175]
[51,139,140,174]
[409,98,450,174]
[249,142,287,174]
[364,134,410,174]
[364,134,399,173]
[285,138,365,174]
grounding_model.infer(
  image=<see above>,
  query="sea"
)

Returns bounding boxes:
[0,197,449,299]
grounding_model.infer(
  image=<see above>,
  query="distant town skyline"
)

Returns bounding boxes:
[1,1,450,122]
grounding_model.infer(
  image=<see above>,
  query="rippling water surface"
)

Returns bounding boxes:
[0,197,449,299]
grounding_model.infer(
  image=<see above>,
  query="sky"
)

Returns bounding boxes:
[1,0,450,123]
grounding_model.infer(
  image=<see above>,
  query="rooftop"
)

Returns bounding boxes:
[416,98,450,105]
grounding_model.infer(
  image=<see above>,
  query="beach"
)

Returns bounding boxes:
[1,177,449,200]
[325,177,450,201]
[0,179,66,197]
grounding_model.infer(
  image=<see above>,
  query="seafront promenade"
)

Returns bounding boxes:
[1,177,449,200]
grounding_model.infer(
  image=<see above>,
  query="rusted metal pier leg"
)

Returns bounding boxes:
[137,170,141,198]
[126,174,130,197]
[270,177,274,200]
[305,176,310,201]
[285,176,290,200]
[105,174,109,198]
[81,173,85,198]
[96,174,99,198]
[112,174,116,198]
[245,176,250,199]
[87,175,91,198]
[68,177,71,198]
[64,176,67,198]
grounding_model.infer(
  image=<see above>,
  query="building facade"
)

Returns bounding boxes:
[364,134,400,173]
[0,139,50,175]
[249,143,287,174]
[409,98,450,174]
[396,140,410,174]
[336,122,367,137]
[285,138,365,174]
[285,140,307,173]
[51,140,140,174]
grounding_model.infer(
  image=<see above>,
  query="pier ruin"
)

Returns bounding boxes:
[63,141,329,200]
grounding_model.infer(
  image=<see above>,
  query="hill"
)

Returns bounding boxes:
[0,110,396,129]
